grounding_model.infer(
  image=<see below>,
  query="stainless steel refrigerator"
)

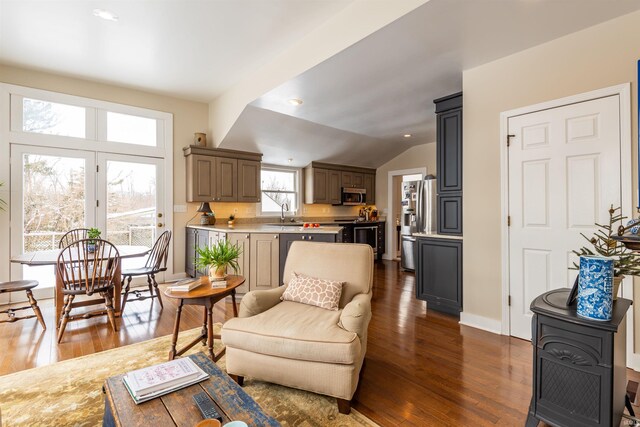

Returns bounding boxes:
[400,176,437,271]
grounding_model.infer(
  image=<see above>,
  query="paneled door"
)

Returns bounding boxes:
[508,95,621,339]
[96,153,165,283]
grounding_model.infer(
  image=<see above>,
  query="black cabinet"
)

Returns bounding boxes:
[437,194,462,235]
[279,233,338,283]
[415,237,462,316]
[377,221,385,261]
[527,289,631,427]
[434,92,463,235]
[185,227,209,278]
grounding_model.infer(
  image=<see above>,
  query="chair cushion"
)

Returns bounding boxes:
[222,301,361,365]
[281,272,343,311]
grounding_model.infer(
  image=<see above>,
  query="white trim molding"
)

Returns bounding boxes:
[499,83,633,347]
[459,312,502,335]
[384,167,427,260]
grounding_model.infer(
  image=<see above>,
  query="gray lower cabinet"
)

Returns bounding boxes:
[228,233,251,293]
[278,233,338,283]
[186,227,210,278]
[415,237,462,316]
[250,234,280,290]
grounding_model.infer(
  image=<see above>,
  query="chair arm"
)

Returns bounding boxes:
[338,293,372,339]
[239,286,287,317]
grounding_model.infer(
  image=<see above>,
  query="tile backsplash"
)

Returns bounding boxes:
[186,202,368,222]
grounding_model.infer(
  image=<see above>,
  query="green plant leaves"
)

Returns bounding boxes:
[195,239,242,273]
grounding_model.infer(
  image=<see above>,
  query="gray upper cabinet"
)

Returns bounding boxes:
[363,173,375,204]
[184,146,262,203]
[305,162,375,205]
[215,157,237,202]
[435,93,463,194]
[237,159,261,203]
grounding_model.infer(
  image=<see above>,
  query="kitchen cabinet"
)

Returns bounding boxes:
[228,232,251,294]
[304,162,376,205]
[434,92,462,235]
[184,146,262,203]
[186,227,211,278]
[415,237,462,316]
[363,173,375,204]
[278,233,339,283]
[376,221,385,260]
[250,233,280,290]
[237,159,261,203]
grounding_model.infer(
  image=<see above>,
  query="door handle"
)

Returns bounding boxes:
[157,223,164,227]
[158,213,163,218]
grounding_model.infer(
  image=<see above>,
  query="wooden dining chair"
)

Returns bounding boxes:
[58,228,90,248]
[56,238,120,343]
[121,231,172,313]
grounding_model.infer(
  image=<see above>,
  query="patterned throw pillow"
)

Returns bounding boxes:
[281,272,345,311]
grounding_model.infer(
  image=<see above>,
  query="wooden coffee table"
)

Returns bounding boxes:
[102,352,279,426]
[164,275,245,362]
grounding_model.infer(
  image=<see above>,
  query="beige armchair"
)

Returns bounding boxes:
[221,241,374,414]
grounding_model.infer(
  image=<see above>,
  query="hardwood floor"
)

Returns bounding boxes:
[0,260,634,425]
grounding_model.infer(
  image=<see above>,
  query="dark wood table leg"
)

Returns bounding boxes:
[169,299,184,360]
[206,301,216,361]
[201,306,208,345]
[231,289,238,317]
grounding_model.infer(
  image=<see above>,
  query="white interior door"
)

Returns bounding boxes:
[96,153,166,284]
[508,95,621,340]
[10,144,96,300]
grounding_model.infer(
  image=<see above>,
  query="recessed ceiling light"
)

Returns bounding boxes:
[288,98,303,106]
[288,158,293,164]
[404,134,412,138]
[93,9,119,22]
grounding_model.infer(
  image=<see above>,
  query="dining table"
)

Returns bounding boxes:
[10,245,150,327]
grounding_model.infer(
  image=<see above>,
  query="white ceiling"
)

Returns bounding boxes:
[237,0,640,167]
[0,0,353,101]
[3,0,640,169]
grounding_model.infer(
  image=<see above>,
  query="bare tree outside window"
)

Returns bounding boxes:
[261,169,297,214]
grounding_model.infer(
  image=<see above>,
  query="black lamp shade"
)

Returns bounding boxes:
[196,202,213,214]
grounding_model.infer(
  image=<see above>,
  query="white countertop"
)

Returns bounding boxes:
[188,223,343,234]
[413,232,463,240]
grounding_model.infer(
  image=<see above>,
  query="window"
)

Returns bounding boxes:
[22,98,86,138]
[106,112,157,146]
[260,167,299,215]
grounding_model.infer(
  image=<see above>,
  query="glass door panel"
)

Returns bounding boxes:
[10,145,95,299]
[97,154,164,277]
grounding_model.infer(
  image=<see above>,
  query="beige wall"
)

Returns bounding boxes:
[0,64,209,276]
[462,11,640,333]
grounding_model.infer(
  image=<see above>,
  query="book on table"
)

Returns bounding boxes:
[123,357,209,404]
[167,278,203,292]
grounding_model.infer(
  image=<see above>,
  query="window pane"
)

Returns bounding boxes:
[23,98,85,138]
[261,170,294,191]
[107,112,157,146]
[262,192,296,212]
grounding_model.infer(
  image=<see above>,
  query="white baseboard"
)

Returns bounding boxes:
[459,312,503,335]
[164,272,188,282]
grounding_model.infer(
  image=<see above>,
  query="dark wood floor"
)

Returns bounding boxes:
[0,260,635,425]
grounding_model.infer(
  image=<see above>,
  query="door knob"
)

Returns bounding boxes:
[158,213,163,218]
[157,223,164,227]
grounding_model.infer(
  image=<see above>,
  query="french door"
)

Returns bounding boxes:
[10,146,165,301]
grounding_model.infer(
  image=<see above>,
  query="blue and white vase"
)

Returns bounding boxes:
[577,255,614,321]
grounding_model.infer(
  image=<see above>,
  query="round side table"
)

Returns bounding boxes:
[164,275,245,362]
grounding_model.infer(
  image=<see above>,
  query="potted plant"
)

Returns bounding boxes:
[195,239,242,281]
[228,214,235,227]
[571,206,640,299]
[87,227,101,252]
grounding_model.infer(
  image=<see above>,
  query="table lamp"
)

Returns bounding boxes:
[197,202,213,225]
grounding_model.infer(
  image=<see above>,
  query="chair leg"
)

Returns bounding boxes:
[121,276,132,314]
[57,295,74,343]
[337,398,351,415]
[26,290,46,330]
[151,274,163,308]
[103,291,118,332]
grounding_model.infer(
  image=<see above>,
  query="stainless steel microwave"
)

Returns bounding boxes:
[341,187,366,206]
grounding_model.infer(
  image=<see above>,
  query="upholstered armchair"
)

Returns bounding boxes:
[221,241,374,414]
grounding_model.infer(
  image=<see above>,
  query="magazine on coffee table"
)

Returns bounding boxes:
[122,357,209,404]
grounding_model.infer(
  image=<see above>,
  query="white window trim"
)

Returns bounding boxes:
[0,83,175,284]
[258,164,301,217]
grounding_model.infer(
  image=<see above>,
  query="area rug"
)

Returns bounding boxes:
[0,324,377,427]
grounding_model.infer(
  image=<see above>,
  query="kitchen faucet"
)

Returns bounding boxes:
[280,202,289,223]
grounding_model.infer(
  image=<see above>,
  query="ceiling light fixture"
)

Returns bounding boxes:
[288,98,303,106]
[404,134,412,138]
[93,9,119,22]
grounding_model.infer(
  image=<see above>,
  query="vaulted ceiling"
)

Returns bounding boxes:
[2,0,640,168]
